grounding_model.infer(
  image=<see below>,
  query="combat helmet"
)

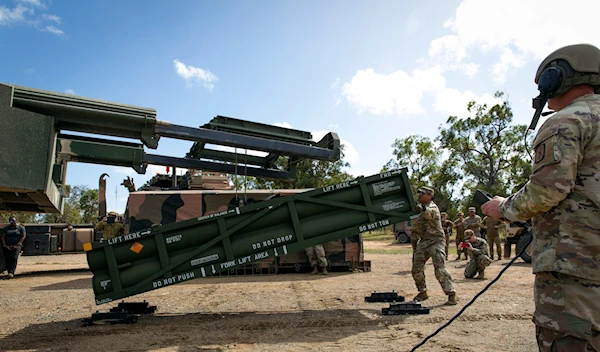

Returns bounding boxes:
[535,44,600,98]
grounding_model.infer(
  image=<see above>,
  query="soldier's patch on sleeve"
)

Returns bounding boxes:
[532,124,561,172]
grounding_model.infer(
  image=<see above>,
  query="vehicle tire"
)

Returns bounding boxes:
[517,231,533,264]
[396,232,410,244]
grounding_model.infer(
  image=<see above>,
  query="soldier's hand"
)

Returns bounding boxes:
[481,196,505,220]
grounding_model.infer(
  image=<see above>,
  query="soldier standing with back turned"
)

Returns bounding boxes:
[482,215,503,260]
[482,43,600,351]
[410,186,457,306]
[453,211,467,260]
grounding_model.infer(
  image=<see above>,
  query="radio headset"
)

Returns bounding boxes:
[410,64,565,351]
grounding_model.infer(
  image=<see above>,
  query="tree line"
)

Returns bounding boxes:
[381,91,532,219]
[0,185,99,225]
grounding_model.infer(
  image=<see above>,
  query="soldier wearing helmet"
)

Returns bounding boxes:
[453,211,467,260]
[95,211,125,239]
[482,43,600,351]
[410,186,457,306]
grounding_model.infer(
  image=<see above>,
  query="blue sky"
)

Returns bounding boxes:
[1,0,598,213]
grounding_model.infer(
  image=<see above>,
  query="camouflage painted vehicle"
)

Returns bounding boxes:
[393,221,413,244]
[124,188,369,273]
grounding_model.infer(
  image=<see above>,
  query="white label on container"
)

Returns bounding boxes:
[372,180,401,196]
[190,253,219,266]
[382,200,404,211]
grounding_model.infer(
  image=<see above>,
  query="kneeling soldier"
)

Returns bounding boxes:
[462,230,492,279]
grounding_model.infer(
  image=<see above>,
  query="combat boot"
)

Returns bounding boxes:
[413,292,428,302]
[321,267,328,275]
[445,293,458,305]
[310,266,319,275]
[476,269,485,279]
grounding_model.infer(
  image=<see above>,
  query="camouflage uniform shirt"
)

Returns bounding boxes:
[499,94,600,281]
[442,220,454,236]
[95,221,125,239]
[453,218,465,238]
[412,201,445,243]
[463,215,482,236]
[499,94,600,336]
[483,216,502,237]
[468,237,489,257]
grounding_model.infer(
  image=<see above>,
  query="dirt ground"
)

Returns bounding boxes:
[0,241,537,352]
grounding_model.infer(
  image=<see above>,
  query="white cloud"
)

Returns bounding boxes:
[273,122,292,128]
[42,14,60,23]
[173,59,218,91]
[0,5,31,25]
[65,89,75,95]
[44,25,63,35]
[24,68,35,74]
[342,68,426,115]
[428,0,600,83]
[340,66,449,116]
[433,88,502,117]
[19,0,45,9]
[0,1,64,35]
[491,48,526,84]
[329,124,339,129]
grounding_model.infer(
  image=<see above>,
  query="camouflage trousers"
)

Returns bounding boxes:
[305,244,327,268]
[487,235,502,258]
[534,272,600,351]
[444,233,450,258]
[411,239,455,294]
[464,254,492,278]
[455,234,468,258]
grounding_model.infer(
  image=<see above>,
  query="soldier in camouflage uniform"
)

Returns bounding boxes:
[483,216,503,260]
[306,245,328,275]
[482,44,600,351]
[464,206,483,238]
[440,212,454,260]
[462,230,492,279]
[411,186,457,306]
[453,211,468,260]
[95,211,125,239]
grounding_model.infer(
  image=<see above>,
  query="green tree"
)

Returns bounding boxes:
[0,213,42,224]
[382,135,439,187]
[42,185,99,224]
[437,91,532,204]
[382,135,459,217]
[250,144,354,190]
[79,188,99,223]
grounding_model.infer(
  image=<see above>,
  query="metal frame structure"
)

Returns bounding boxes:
[0,83,341,213]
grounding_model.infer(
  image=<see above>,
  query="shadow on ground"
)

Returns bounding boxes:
[0,308,403,351]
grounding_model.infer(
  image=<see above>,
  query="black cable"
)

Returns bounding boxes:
[410,233,533,352]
